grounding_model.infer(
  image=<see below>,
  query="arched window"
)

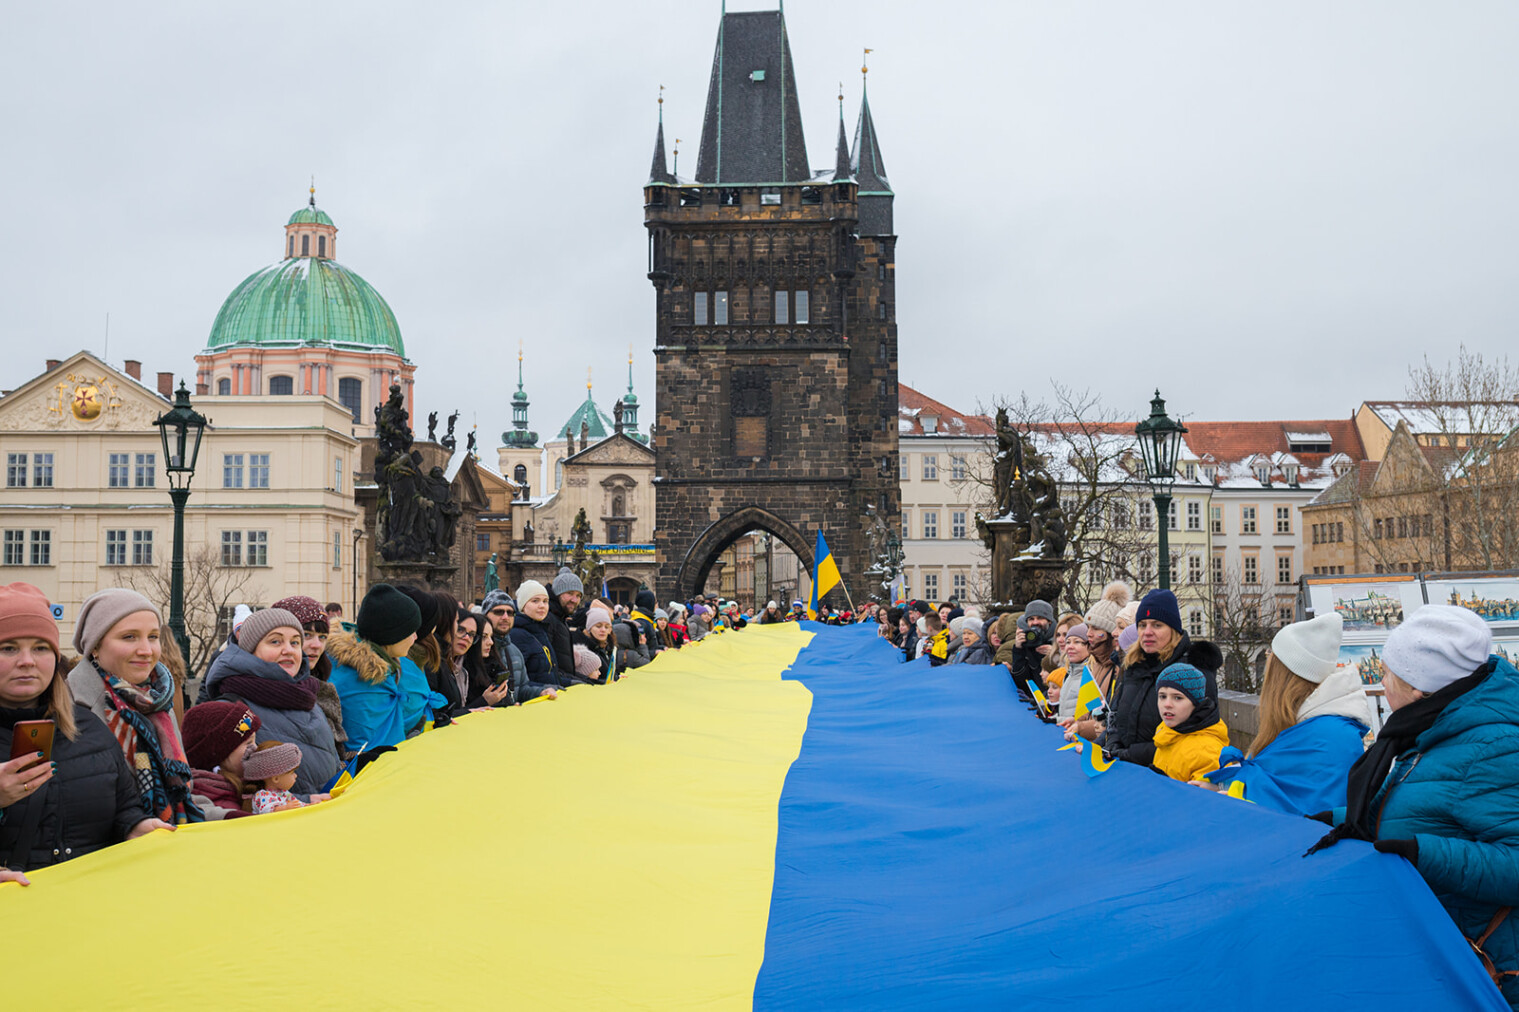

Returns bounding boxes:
[318,235,327,258]
[269,375,293,395]
[301,234,310,256]
[287,235,294,258]
[555,458,564,488]
[513,464,527,485]
[217,377,231,395]
[337,377,362,422]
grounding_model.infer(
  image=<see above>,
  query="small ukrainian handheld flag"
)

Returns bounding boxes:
[808,530,843,619]
[1073,666,1106,721]
[321,741,369,797]
[1026,680,1054,720]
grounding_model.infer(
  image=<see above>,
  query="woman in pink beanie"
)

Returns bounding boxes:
[0,583,173,880]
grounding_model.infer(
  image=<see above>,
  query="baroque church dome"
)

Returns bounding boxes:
[205,195,405,356]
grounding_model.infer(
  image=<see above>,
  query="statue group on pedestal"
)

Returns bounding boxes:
[979,407,1067,560]
[374,384,462,562]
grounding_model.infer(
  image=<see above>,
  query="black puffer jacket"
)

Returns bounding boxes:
[1105,634,1222,766]
[546,598,580,682]
[0,703,148,872]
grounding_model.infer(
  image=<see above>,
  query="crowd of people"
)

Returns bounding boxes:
[2,566,1515,1003]
[888,580,1518,1005]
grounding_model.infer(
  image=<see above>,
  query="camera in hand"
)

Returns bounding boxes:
[1022,622,1051,650]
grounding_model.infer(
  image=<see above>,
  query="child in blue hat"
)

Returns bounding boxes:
[1152,662,1230,782]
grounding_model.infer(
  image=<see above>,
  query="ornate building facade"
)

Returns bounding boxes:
[645,8,900,600]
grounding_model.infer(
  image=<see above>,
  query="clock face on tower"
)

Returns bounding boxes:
[70,384,103,420]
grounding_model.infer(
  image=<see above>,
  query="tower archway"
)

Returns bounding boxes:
[675,506,815,602]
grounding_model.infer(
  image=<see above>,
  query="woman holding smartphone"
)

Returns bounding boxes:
[0,583,172,881]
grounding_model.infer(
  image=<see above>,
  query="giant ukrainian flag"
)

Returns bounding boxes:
[2,625,1505,1009]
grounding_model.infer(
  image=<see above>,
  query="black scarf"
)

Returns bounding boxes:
[1307,662,1492,856]
[1167,694,1220,735]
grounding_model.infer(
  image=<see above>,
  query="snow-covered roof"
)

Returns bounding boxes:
[1366,401,1519,436]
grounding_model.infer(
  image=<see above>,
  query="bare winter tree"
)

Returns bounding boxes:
[123,546,263,677]
[1199,564,1278,692]
[1404,345,1519,571]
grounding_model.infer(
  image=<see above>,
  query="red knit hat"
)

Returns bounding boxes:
[273,595,328,632]
[181,701,261,770]
[0,582,60,654]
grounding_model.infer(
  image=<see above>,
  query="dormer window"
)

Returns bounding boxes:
[1283,463,1299,485]
[921,414,938,434]
[1182,462,1196,481]
[1201,465,1216,483]
[1255,463,1271,484]
[1327,453,1351,478]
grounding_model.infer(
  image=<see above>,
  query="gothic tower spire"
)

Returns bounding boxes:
[650,86,676,185]
[504,343,538,448]
[695,8,810,184]
[852,58,894,236]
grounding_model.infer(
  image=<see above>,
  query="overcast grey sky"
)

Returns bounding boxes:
[3,1,1516,442]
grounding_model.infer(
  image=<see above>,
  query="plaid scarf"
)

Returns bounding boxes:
[95,662,204,825]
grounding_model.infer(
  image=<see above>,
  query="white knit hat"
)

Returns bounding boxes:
[1383,606,1493,693]
[515,580,549,611]
[1270,612,1344,684]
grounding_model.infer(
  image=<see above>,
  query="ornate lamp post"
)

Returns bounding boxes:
[152,382,208,670]
[1135,390,1186,591]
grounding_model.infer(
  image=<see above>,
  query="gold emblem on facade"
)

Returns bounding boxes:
[70,384,103,420]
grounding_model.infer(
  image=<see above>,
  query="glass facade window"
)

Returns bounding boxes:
[133,530,153,566]
[108,453,130,488]
[105,530,127,566]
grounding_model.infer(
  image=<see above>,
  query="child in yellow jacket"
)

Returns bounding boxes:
[1152,662,1230,782]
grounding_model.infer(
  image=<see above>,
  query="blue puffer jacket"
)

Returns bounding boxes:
[1375,655,1519,1006]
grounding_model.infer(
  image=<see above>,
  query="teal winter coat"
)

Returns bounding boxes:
[1374,655,1519,1006]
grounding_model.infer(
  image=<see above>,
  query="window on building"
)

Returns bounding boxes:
[1186,501,1201,531]
[105,530,127,566]
[32,453,53,488]
[108,453,130,488]
[1170,552,1180,586]
[133,453,155,488]
[1139,553,1155,585]
[318,235,327,258]
[950,456,967,481]
[1276,506,1292,534]
[694,292,708,325]
[1187,608,1205,637]
[249,454,270,489]
[922,455,938,480]
[794,290,809,324]
[1278,602,1295,628]
[1243,555,1258,584]
[900,454,910,480]
[953,572,967,598]
[1168,500,1178,531]
[2,530,22,566]
[476,532,491,552]
[1241,506,1257,534]
[218,377,231,395]
[923,572,939,600]
[132,530,153,566]
[1211,554,1224,585]
[1112,500,1129,529]
[1283,463,1299,484]
[923,511,938,539]
[1139,503,1153,530]
[301,234,310,255]
[333,531,342,570]
[774,290,789,325]
[287,235,294,258]
[338,378,363,423]
[6,454,26,488]
[221,530,242,567]
[1188,555,1202,584]
[715,290,728,325]
[246,530,268,566]
[952,511,967,539]
[1336,522,1344,542]
[1183,462,1196,482]
[1210,505,1222,534]
[334,456,343,492]
[1255,464,1271,484]
[513,464,528,485]
[1374,518,1383,540]
[901,510,911,540]
[554,458,564,488]
[223,454,244,489]
[269,375,294,396]
[1313,523,1321,545]
[29,531,50,566]
[1278,555,1293,585]
[1398,516,1408,539]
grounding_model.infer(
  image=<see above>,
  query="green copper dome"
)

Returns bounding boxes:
[287,204,335,226]
[558,395,613,442]
[205,257,405,355]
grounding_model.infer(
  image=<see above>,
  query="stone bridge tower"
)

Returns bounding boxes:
[645,8,900,600]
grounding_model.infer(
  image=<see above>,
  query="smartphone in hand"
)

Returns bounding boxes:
[9,720,55,763]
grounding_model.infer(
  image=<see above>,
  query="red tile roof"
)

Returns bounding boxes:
[898,384,995,436]
[1182,418,1366,465]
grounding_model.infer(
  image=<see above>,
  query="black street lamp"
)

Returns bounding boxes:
[351,528,365,619]
[152,382,208,671]
[1135,390,1186,591]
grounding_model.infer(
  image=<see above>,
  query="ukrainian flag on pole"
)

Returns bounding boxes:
[808,530,842,618]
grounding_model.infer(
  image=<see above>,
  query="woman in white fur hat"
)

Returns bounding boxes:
[1197,612,1371,815]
